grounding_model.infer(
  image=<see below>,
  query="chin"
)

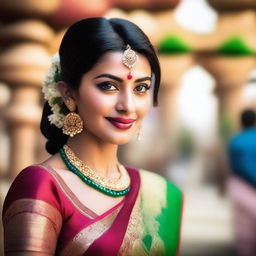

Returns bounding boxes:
[102,134,133,145]
[110,137,132,145]
[116,139,131,145]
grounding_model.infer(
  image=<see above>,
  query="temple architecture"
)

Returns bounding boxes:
[0,0,255,254]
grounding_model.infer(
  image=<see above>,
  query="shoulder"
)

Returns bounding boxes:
[3,165,62,214]
[13,164,55,181]
[138,169,182,205]
[8,165,58,196]
[229,130,256,148]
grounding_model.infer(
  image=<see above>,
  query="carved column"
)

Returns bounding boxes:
[0,83,11,177]
[0,18,55,178]
[198,53,256,132]
[149,54,194,174]
[158,54,194,134]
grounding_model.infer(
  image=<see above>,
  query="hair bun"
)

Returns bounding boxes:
[45,140,65,155]
[40,102,68,155]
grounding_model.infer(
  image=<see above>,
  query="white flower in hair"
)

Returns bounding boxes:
[48,112,65,129]
[42,53,65,128]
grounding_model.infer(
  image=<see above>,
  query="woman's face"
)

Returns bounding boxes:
[73,51,152,145]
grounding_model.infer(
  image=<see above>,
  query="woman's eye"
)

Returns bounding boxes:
[97,82,117,91]
[135,84,151,93]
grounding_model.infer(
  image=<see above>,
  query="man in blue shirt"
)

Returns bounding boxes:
[228,109,256,256]
[228,109,256,187]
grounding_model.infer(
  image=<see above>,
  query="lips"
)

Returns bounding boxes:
[105,117,136,130]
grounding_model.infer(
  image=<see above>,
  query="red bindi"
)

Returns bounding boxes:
[127,73,133,80]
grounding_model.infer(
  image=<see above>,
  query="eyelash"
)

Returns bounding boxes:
[135,84,151,93]
[97,82,117,91]
[96,82,151,93]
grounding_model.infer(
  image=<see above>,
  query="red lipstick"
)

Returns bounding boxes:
[105,117,135,130]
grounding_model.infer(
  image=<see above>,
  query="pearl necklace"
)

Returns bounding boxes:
[59,145,130,197]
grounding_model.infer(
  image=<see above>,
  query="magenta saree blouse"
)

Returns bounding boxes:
[2,164,183,255]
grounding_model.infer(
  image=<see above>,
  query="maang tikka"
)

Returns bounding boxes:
[122,44,138,80]
[62,98,84,137]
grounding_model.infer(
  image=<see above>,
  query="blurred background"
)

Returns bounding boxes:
[0,0,256,255]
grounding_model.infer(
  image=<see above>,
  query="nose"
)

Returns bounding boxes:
[115,89,135,114]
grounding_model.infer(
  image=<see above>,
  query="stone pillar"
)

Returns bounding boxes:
[155,54,194,173]
[0,83,11,177]
[0,19,55,178]
[198,54,256,132]
[158,54,194,138]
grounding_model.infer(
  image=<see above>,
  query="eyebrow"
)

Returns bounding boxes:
[94,73,151,83]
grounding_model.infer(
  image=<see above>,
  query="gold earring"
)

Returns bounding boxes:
[137,125,142,141]
[62,98,83,137]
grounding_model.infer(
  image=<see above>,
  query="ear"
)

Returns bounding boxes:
[56,81,76,101]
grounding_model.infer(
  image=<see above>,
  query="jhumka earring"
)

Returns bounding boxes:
[62,98,83,137]
[137,125,142,141]
[122,44,138,80]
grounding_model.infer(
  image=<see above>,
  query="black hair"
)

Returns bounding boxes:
[40,17,161,155]
[240,109,256,129]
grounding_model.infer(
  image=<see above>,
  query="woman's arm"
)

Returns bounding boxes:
[2,166,63,255]
[3,198,62,255]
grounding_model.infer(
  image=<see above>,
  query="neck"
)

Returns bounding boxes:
[66,131,119,178]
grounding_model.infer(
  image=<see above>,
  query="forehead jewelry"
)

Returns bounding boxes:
[122,44,138,80]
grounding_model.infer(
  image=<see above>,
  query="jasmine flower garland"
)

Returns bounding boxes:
[42,53,65,128]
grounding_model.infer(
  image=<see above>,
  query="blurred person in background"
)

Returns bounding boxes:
[2,17,183,255]
[227,109,256,256]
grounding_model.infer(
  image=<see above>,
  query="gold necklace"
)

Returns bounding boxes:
[63,145,130,191]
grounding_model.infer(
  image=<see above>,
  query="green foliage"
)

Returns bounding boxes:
[52,97,62,106]
[54,69,61,82]
[219,114,234,142]
[158,35,192,54]
[217,36,255,56]
[51,97,68,115]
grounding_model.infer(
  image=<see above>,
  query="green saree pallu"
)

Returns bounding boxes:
[118,169,183,255]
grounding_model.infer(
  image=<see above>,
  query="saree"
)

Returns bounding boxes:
[2,164,183,255]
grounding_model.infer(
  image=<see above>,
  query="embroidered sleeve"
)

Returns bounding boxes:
[3,198,62,255]
[2,166,63,255]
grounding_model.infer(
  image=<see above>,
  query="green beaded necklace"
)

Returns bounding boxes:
[59,148,130,197]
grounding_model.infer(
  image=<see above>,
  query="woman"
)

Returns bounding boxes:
[2,17,183,255]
